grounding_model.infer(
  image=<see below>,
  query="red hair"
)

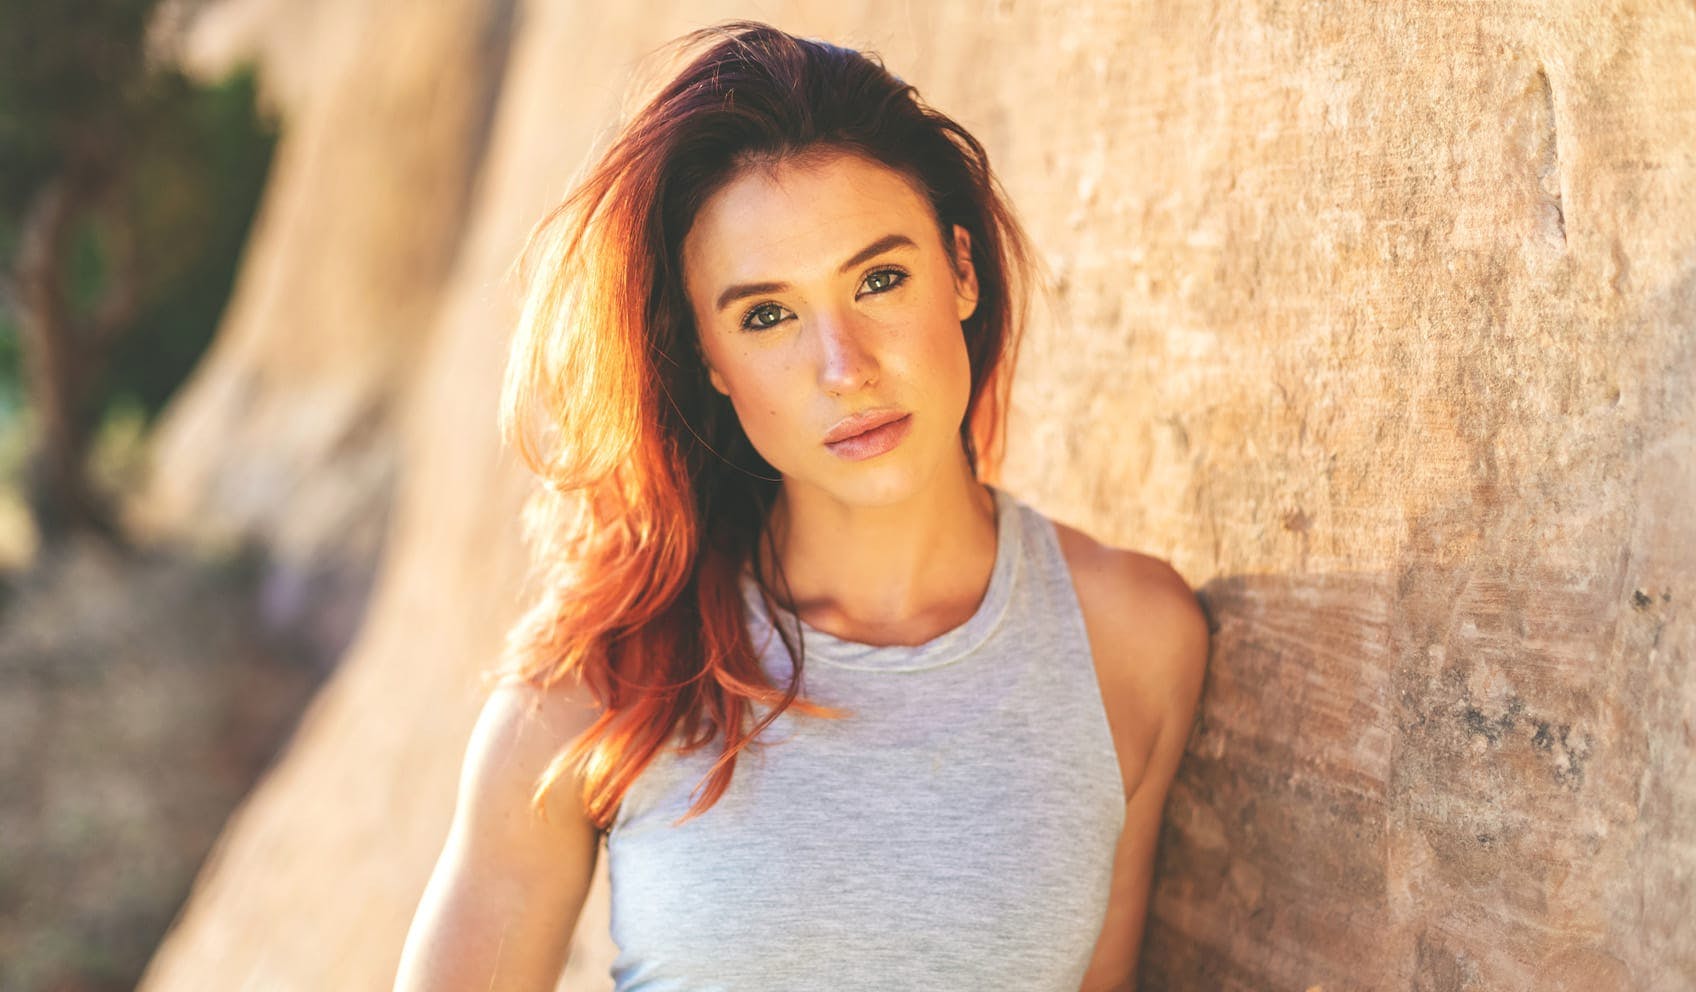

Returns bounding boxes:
[490,21,1034,829]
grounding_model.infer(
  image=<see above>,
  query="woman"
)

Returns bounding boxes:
[396,20,1208,992]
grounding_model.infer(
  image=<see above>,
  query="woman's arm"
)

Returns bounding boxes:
[1071,550,1211,992]
[394,679,603,991]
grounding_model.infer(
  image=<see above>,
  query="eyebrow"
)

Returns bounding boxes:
[713,233,920,313]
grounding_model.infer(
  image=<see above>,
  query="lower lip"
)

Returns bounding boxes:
[825,414,913,461]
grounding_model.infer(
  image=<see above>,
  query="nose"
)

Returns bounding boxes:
[813,306,880,395]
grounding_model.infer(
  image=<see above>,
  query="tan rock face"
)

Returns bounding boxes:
[139,1,1694,990]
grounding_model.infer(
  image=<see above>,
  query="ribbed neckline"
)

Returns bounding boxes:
[738,485,1022,673]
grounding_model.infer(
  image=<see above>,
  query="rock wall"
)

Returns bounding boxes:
[139,1,1695,989]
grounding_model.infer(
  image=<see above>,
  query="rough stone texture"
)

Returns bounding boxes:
[136,1,1694,989]
[968,5,1696,989]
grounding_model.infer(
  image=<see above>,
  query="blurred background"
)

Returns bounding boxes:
[1,1,1693,990]
[0,2,315,989]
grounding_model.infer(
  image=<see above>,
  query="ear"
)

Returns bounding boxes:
[950,224,979,323]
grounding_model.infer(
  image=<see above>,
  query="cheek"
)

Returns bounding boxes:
[717,358,799,445]
[726,381,776,426]
[918,299,975,400]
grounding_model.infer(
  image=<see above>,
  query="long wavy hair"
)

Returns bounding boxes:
[490,21,1035,829]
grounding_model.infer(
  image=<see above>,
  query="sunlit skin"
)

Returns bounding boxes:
[682,148,997,643]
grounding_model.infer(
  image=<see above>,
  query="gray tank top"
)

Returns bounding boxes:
[604,485,1127,991]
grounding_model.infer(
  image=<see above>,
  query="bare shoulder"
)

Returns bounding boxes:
[394,677,605,989]
[1050,518,1211,797]
[461,677,604,840]
[1048,518,1211,992]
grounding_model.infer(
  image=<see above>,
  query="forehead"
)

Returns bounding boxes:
[681,150,938,290]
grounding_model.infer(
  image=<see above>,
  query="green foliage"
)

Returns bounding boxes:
[0,0,278,463]
[0,311,18,422]
[98,66,279,418]
[0,0,157,217]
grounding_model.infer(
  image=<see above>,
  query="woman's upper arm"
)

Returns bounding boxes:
[1076,551,1211,992]
[394,679,604,991]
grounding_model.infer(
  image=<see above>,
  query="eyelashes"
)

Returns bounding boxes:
[740,301,788,331]
[737,266,910,332]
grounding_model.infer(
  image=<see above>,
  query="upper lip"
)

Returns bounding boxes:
[823,407,909,444]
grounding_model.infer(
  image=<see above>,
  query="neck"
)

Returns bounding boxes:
[756,452,998,641]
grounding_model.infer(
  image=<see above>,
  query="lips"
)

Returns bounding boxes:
[823,407,909,444]
[823,412,912,461]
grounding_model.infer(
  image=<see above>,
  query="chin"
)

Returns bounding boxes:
[822,448,958,508]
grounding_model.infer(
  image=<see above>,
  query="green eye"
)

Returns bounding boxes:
[741,303,788,331]
[861,268,907,294]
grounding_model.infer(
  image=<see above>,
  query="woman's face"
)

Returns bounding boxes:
[681,148,979,507]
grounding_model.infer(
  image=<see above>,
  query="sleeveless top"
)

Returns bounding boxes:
[603,485,1127,991]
